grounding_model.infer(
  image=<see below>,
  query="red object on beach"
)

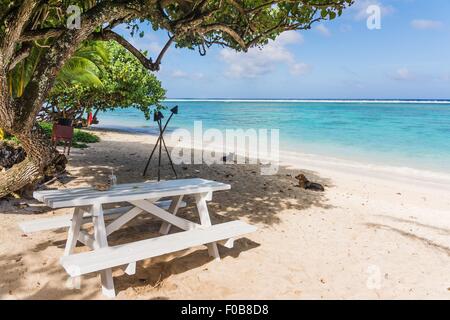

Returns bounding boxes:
[52,123,74,155]
[87,112,93,126]
[88,112,93,126]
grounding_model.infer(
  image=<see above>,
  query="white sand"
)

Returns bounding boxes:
[0,129,449,299]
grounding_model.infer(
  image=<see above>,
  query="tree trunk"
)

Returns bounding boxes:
[0,1,142,199]
[0,79,66,198]
[0,123,67,198]
[0,157,40,197]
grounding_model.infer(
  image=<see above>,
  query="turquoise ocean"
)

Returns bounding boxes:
[93,100,450,174]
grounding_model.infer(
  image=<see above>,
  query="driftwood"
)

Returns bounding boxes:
[295,174,325,192]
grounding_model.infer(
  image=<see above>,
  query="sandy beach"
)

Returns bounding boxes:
[1,129,449,299]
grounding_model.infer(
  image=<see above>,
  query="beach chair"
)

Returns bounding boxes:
[52,124,74,155]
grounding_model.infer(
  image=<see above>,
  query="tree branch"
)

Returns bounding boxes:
[19,28,65,42]
[8,44,32,71]
[197,23,247,50]
[92,30,155,70]
[154,35,175,67]
[1,0,40,67]
[92,30,174,71]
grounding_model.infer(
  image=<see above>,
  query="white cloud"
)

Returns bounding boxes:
[219,31,310,78]
[275,30,304,45]
[170,69,204,80]
[351,0,395,21]
[128,35,163,56]
[411,19,443,30]
[171,70,188,78]
[390,68,415,81]
[388,69,449,82]
[113,25,164,57]
[316,24,331,37]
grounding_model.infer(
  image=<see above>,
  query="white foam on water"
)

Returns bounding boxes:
[165,99,450,104]
[278,149,450,190]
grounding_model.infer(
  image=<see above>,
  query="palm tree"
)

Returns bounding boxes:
[7,0,106,98]
[55,41,109,90]
[8,40,108,98]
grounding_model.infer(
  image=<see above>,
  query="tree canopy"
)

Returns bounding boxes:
[44,41,166,123]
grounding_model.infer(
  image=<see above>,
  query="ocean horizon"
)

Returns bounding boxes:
[93,99,450,175]
[164,98,450,103]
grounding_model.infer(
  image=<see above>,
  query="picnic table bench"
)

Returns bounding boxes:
[19,178,256,298]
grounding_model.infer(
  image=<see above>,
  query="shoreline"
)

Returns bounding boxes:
[88,126,450,190]
[87,128,450,230]
[280,150,450,192]
[91,99,450,177]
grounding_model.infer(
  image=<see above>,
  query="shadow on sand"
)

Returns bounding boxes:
[1,137,334,298]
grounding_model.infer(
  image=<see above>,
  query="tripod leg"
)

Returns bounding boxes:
[161,136,177,178]
[144,111,177,179]
[142,136,161,176]
[157,120,163,181]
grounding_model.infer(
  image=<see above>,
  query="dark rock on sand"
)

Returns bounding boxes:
[0,141,26,170]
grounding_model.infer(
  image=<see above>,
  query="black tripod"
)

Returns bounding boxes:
[142,106,178,181]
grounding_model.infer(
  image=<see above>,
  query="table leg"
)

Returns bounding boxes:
[194,193,220,261]
[91,203,116,298]
[64,207,83,256]
[159,195,184,235]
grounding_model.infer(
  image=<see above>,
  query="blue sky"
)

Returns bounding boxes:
[116,0,450,99]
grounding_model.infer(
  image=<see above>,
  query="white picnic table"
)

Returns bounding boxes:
[20,178,256,298]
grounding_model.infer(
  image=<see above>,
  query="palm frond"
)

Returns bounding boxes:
[57,56,103,87]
